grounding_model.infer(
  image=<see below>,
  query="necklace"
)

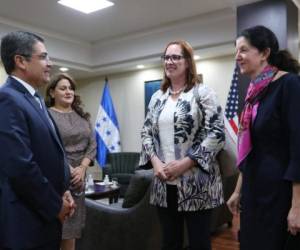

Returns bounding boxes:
[169,85,186,95]
[50,107,73,113]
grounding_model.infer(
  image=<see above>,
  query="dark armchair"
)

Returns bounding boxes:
[210,132,239,230]
[210,168,238,230]
[76,165,238,250]
[76,170,162,250]
[103,152,140,196]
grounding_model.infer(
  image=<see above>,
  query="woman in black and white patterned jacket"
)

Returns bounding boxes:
[139,40,225,250]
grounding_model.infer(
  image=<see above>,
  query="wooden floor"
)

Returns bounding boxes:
[211,215,240,250]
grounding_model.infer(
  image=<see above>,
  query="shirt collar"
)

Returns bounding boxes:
[11,75,36,97]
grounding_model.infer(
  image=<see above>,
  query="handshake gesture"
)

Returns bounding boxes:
[58,191,76,223]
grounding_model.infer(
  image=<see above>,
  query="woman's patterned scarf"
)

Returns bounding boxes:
[237,65,278,167]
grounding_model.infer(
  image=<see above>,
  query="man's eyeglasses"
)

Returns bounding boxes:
[20,52,51,62]
[161,54,185,62]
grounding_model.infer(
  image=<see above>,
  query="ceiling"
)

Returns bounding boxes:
[0,0,260,43]
[0,0,298,78]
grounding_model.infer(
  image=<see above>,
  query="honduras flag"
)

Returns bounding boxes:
[95,79,121,167]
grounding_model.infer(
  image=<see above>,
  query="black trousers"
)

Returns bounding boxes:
[1,241,60,250]
[157,184,212,250]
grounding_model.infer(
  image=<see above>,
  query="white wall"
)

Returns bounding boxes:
[78,68,162,152]
[77,55,235,152]
[0,63,7,85]
[197,55,235,108]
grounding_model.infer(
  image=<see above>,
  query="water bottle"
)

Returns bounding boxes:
[87,174,94,192]
[104,174,109,185]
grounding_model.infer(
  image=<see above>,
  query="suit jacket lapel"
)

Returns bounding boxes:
[24,93,53,129]
[6,76,71,189]
[7,77,64,150]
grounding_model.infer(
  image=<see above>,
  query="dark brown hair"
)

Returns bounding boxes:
[1,31,44,74]
[239,25,300,74]
[161,40,200,93]
[45,73,90,120]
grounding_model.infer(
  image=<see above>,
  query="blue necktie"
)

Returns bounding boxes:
[34,92,55,130]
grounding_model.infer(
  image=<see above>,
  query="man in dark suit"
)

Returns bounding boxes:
[0,31,75,249]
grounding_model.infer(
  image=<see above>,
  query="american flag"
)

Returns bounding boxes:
[224,66,239,144]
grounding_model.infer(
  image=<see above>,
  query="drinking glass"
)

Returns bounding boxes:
[112,177,118,188]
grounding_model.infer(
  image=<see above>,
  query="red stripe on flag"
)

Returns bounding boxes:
[229,118,238,134]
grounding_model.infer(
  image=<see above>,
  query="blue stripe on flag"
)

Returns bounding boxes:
[95,131,108,167]
[101,82,119,128]
[95,80,121,167]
